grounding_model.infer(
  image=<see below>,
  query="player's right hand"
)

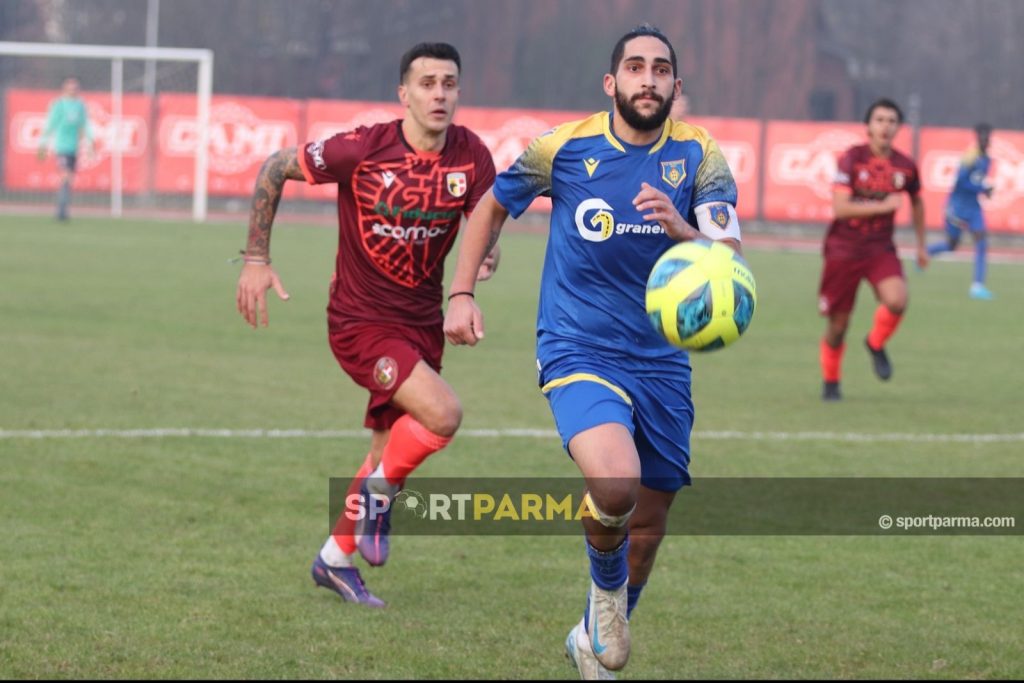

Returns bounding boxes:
[236,262,290,328]
[444,294,484,346]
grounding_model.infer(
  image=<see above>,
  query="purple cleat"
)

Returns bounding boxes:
[356,481,393,566]
[310,555,385,608]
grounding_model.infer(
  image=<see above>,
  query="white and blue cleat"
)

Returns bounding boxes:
[969,283,994,300]
[566,618,616,680]
[585,580,630,671]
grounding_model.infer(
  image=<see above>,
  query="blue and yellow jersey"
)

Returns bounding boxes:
[948,147,991,213]
[493,110,739,366]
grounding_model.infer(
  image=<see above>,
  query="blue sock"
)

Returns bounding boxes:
[973,237,987,285]
[587,535,629,590]
[627,581,646,618]
[583,536,629,631]
[927,241,951,257]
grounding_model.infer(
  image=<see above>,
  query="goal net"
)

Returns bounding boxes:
[0,42,212,221]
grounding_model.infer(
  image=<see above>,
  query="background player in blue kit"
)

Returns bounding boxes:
[926,123,996,300]
[444,24,742,679]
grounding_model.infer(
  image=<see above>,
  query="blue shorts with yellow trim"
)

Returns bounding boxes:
[538,352,694,492]
[945,204,984,236]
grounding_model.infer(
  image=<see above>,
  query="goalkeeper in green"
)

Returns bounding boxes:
[38,77,94,221]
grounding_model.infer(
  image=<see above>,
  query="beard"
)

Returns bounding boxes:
[614,87,673,132]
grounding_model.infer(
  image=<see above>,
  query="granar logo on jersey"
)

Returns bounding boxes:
[661,160,686,188]
[446,172,467,198]
[574,198,615,242]
[575,199,665,242]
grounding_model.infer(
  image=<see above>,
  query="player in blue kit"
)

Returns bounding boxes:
[926,123,996,299]
[444,24,741,679]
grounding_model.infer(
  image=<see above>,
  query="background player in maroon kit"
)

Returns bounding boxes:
[818,98,928,401]
[235,42,496,606]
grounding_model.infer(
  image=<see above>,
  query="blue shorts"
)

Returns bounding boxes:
[538,352,694,492]
[945,205,984,236]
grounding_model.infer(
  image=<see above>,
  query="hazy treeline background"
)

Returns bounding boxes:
[1,0,1021,126]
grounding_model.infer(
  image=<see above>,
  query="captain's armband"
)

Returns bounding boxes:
[694,202,741,242]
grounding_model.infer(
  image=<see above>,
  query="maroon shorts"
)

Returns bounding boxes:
[818,248,903,316]
[328,320,444,431]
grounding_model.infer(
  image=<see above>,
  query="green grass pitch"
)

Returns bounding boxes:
[1,214,1022,678]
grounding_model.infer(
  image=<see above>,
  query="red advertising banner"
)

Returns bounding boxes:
[763,121,914,224]
[9,88,1024,233]
[688,116,762,219]
[4,89,150,193]
[919,127,1024,233]
[155,94,303,197]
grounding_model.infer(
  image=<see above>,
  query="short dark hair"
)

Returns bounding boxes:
[975,122,993,135]
[610,23,677,76]
[864,98,903,124]
[399,42,461,82]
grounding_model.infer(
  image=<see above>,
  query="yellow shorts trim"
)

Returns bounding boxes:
[540,372,633,407]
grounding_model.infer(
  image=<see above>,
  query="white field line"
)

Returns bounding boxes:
[0,428,1022,443]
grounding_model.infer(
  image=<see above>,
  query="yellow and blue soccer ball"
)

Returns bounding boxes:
[645,240,757,351]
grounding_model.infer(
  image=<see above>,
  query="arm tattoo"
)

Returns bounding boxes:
[483,222,502,256]
[245,147,304,258]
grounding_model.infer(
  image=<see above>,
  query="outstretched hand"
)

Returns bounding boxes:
[236,263,290,328]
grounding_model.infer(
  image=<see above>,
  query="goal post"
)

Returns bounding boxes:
[0,41,213,221]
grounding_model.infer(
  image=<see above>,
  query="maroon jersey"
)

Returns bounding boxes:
[298,120,495,328]
[825,144,920,258]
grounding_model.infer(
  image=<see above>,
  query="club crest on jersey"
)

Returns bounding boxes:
[374,357,398,390]
[709,203,730,229]
[446,172,467,198]
[892,171,905,190]
[661,160,686,188]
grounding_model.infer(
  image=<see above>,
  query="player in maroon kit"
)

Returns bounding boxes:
[818,98,928,401]
[235,42,496,606]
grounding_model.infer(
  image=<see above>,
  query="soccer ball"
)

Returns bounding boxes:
[645,239,757,351]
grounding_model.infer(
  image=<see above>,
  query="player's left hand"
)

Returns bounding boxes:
[476,244,501,281]
[916,245,930,270]
[633,182,694,241]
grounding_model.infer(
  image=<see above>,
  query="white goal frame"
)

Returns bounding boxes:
[0,41,213,221]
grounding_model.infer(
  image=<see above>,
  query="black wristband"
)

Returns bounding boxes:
[447,291,475,301]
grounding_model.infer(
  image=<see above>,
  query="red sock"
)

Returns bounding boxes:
[867,305,902,351]
[332,452,375,555]
[820,339,845,383]
[380,414,452,485]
